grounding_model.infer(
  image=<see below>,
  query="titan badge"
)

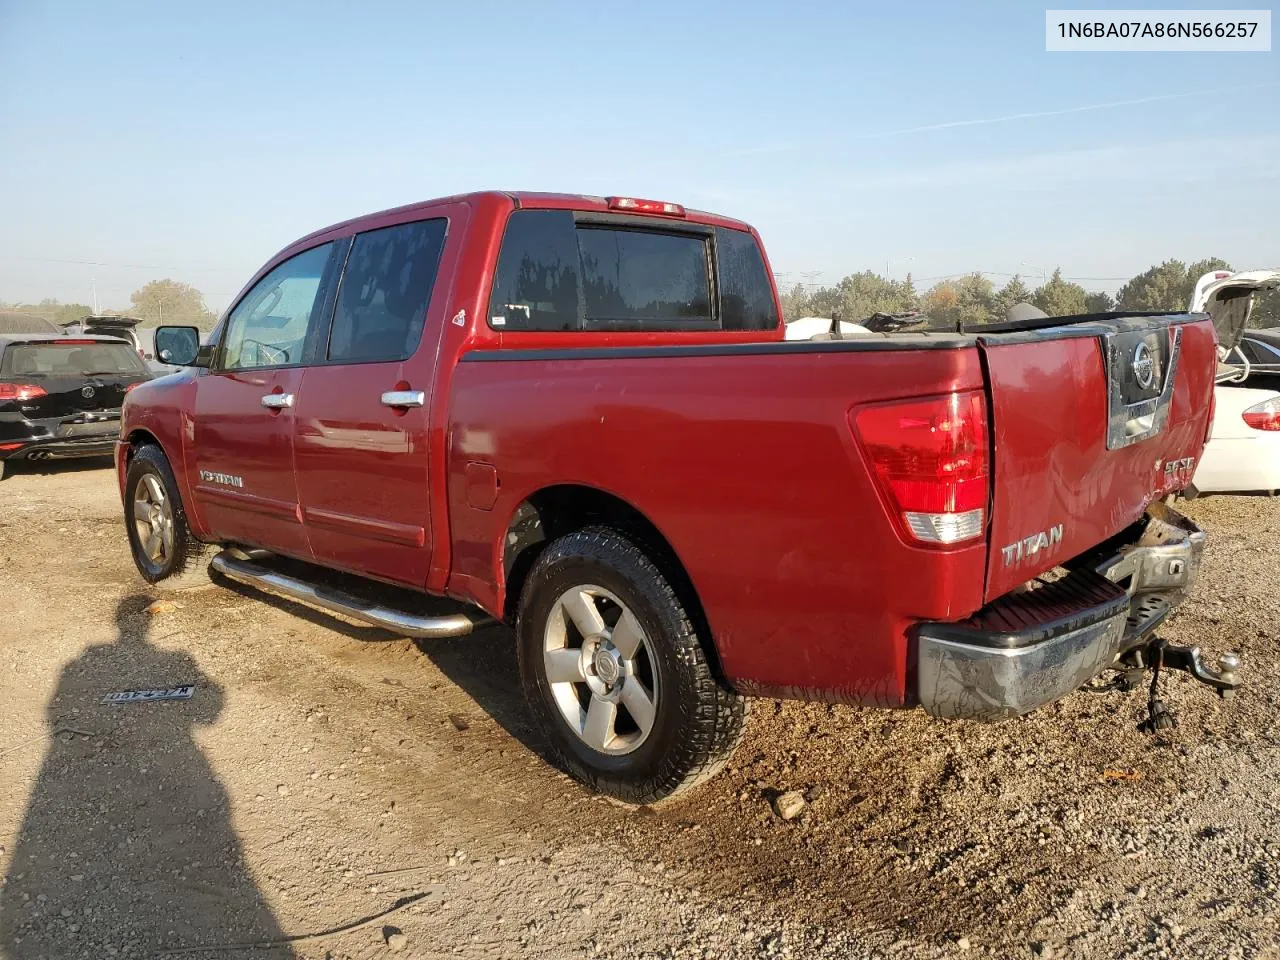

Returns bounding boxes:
[199,469,244,488]
[1001,524,1064,568]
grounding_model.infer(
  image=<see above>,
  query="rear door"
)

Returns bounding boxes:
[191,241,339,558]
[292,207,461,587]
[979,315,1218,601]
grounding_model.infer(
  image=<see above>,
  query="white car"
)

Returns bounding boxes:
[1189,269,1280,495]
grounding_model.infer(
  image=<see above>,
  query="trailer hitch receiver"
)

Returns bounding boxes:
[1119,638,1242,734]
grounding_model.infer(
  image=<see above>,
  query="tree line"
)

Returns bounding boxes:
[5,260,1278,334]
[781,258,1280,328]
[1,279,218,331]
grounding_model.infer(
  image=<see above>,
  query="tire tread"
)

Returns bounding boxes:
[518,525,746,803]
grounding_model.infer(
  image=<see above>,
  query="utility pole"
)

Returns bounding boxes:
[91,278,99,314]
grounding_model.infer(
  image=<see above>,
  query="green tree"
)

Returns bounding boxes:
[1116,258,1232,312]
[1084,291,1115,313]
[1031,268,1088,317]
[922,273,996,329]
[990,275,1033,321]
[783,272,917,323]
[129,279,217,329]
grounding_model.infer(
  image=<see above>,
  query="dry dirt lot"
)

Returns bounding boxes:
[1,458,1279,960]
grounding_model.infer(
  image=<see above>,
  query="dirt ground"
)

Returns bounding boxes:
[1,458,1278,960]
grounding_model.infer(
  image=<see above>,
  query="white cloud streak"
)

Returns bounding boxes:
[729,82,1280,156]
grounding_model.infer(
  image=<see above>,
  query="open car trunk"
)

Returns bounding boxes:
[1188,269,1280,381]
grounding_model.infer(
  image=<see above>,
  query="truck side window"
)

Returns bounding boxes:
[221,242,333,371]
[328,218,448,363]
[488,210,581,331]
[716,227,778,331]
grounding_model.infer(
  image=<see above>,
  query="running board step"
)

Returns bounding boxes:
[209,551,492,639]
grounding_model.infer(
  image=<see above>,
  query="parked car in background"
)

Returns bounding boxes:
[0,334,152,479]
[119,191,1226,803]
[1188,269,1280,495]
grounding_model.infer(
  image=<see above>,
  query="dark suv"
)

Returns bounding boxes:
[0,334,152,478]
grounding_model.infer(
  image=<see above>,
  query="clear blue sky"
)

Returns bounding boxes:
[1,0,1277,311]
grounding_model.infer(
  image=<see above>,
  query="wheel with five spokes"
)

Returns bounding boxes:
[124,443,207,584]
[517,526,746,803]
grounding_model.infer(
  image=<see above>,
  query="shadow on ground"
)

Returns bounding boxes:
[0,455,115,481]
[204,557,557,774]
[0,595,295,958]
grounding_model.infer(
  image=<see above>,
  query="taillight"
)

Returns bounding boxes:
[0,383,48,402]
[606,196,686,216]
[1242,397,1280,431]
[853,390,989,545]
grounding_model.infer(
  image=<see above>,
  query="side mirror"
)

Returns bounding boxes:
[154,326,204,367]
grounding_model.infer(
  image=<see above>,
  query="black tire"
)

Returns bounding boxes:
[517,526,746,803]
[124,444,208,584]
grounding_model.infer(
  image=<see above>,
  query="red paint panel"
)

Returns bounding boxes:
[196,484,300,520]
[982,320,1216,601]
[190,369,310,557]
[446,347,988,706]
[302,506,425,546]
[293,362,432,586]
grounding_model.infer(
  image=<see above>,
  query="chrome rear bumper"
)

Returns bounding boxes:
[916,503,1205,721]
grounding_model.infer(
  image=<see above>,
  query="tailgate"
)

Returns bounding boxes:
[979,315,1217,603]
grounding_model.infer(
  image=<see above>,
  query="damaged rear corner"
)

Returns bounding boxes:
[913,500,1206,721]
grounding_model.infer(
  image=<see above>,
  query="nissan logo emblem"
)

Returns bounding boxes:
[1132,342,1156,390]
[81,385,96,400]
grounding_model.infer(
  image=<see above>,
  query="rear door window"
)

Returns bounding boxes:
[487,210,581,332]
[488,211,777,333]
[327,218,448,363]
[1,341,149,377]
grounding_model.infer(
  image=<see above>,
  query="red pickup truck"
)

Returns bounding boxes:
[118,191,1229,802]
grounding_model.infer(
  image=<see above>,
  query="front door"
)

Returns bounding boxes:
[191,241,338,558]
[293,212,456,587]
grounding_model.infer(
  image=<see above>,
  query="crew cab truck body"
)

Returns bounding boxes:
[119,191,1219,802]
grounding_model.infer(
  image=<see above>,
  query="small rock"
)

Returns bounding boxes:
[386,930,408,951]
[773,791,807,821]
[276,784,290,797]
[957,936,972,951]
[145,599,178,615]
[448,714,470,731]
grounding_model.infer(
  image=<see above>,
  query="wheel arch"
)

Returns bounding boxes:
[120,426,210,542]
[499,484,725,679]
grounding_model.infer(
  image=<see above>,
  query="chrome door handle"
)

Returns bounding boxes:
[260,393,294,409]
[381,390,425,408]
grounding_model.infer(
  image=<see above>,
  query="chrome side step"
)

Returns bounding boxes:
[209,551,492,639]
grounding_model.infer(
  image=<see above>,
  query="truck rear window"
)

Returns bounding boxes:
[1,341,149,377]
[488,210,777,332]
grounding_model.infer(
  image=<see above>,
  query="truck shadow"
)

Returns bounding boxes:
[205,561,555,769]
[0,595,295,959]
